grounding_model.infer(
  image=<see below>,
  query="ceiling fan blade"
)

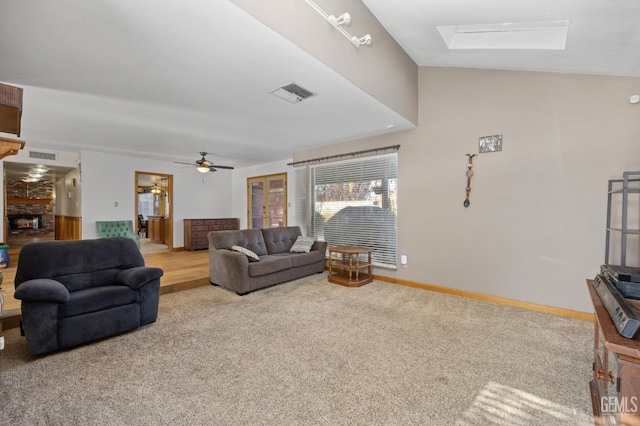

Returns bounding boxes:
[211,164,234,170]
[173,161,195,165]
[209,166,218,172]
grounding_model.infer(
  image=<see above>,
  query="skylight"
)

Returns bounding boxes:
[437,20,569,50]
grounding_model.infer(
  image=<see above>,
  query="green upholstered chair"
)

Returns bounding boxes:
[96,220,141,248]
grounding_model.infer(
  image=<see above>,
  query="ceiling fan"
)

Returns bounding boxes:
[174,152,234,173]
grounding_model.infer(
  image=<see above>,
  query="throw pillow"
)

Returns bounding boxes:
[231,245,260,262]
[290,236,315,253]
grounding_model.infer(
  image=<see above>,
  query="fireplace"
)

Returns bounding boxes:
[8,214,44,230]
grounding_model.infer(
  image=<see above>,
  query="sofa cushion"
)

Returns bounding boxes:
[262,226,302,254]
[248,255,292,277]
[286,250,325,268]
[290,236,315,253]
[209,229,268,256]
[56,268,122,293]
[58,285,139,318]
[231,245,260,262]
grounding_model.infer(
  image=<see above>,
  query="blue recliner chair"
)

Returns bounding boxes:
[14,237,163,356]
[96,220,141,248]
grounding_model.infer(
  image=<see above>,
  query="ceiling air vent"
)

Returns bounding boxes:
[269,82,316,104]
[29,150,56,161]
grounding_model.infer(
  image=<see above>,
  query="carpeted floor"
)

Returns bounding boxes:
[0,274,594,425]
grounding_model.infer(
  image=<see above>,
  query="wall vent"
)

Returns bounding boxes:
[269,82,316,104]
[29,150,56,161]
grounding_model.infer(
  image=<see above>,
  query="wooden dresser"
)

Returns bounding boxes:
[184,218,239,250]
[588,280,640,425]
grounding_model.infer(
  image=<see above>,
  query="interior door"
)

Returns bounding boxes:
[135,171,173,250]
[247,173,287,229]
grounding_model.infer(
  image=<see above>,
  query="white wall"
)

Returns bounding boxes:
[80,150,232,247]
[54,168,82,217]
[294,67,640,313]
[231,159,295,230]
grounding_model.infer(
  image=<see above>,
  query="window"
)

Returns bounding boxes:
[295,153,397,267]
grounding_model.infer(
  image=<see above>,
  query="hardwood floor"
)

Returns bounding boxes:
[0,243,211,329]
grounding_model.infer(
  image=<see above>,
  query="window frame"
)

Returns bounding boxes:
[295,153,398,268]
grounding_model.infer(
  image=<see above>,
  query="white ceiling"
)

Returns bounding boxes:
[363,0,640,76]
[1,0,639,171]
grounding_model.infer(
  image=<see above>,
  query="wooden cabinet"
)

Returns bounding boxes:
[588,280,640,425]
[184,218,239,250]
[148,216,166,244]
[0,83,23,136]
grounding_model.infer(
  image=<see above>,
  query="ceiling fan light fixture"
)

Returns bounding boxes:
[173,152,234,173]
[31,166,49,174]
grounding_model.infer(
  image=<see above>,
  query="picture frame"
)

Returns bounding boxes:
[479,134,503,153]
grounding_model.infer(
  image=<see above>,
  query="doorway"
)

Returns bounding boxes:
[247,172,287,229]
[3,161,79,251]
[135,171,173,252]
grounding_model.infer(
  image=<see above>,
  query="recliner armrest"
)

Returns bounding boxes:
[14,279,71,303]
[116,266,164,289]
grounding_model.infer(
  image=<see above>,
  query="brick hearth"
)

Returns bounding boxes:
[6,178,55,238]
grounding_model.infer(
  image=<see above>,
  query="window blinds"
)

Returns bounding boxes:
[295,153,398,267]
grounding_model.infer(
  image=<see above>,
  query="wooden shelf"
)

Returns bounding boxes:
[328,271,373,287]
[7,198,53,205]
[328,246,373,287]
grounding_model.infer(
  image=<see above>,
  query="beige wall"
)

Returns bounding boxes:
[295,67,640,312]
[231,0,418,125]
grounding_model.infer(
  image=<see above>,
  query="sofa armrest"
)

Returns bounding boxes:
[14,279,71,303]
[311,240,327,255]
[210,248,250,285]
[213,249,250,269]
[116,266,164,289]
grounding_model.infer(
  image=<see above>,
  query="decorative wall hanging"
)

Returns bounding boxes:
[479,134,502,153]
[464,154,476,208]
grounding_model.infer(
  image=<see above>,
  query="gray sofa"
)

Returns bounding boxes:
[208,226,327,295]
[14,237,163,356]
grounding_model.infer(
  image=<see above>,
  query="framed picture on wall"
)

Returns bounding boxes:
[479,134,503,153]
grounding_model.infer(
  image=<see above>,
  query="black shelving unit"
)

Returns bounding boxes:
[605,171,640,266]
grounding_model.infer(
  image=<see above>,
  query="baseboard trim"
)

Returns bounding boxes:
[373,274,594,322]
[159,278,210,295]
[1,275,594,331]
[0,309,22,329]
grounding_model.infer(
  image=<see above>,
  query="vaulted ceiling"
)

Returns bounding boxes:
[1,0,638,169]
